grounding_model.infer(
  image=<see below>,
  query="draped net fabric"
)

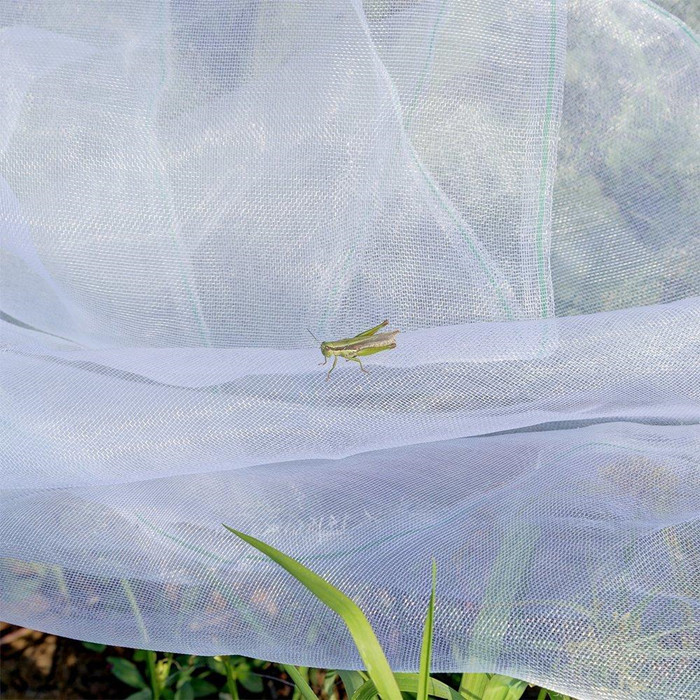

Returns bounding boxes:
[1,1,698,698]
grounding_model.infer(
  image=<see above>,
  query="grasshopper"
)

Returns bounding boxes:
[309,320,399,380]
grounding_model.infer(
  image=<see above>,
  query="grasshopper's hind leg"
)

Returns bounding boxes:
[325,355,338,381]
[348,356,369,374]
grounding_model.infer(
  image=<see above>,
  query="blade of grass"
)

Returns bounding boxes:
[145,651,159,700]
[282,664,318,700]
[545,691,572,700]
[339,670,368,697]
[465,525,540,668]
[119,579,159,700]
[323,670,340,699]
[353,673,463,700]
[482,675,528,700]
[223,526,402,700]
[51,565,70,599]
[120,578,150,647]
[135,514,266,637]
[220,656,240,700]
[418,559,438,700]
[459,673,490,699]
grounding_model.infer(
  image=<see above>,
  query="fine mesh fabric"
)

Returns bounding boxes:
[1,1,698,698]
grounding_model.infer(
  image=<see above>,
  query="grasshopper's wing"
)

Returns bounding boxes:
[342,330,399,353]
[351,342,397,358]
[351,320,389,340]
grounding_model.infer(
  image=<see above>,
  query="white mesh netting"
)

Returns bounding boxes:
[1,1,699,698]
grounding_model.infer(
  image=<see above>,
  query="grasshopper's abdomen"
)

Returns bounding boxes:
[343,331,399,353]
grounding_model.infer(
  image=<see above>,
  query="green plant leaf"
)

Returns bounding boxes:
[482,675,528,700]
[125,690,152,700]
[144,650,160,700]
[459,673,490,699]
[282,664,318,700]
[82,641,107,653]
[173,682,194,700]
[418,560,438,700]
[172,669,194,689]
[353,673,463,700]
[223,526,402,700]
[155,655,174,689]
[352,681,380,700]
[189,678,219,698]
[206,656,226,675]
[220,656,240,700]
[236,662,263,693]
[339,670,368,697]
[108,657,148,689]
[545,692,572,700]
[323,670,340,698]
[239,674,263,693]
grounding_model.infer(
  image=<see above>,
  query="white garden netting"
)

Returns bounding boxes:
[1,1,698,698]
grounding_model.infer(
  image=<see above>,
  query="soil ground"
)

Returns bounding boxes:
[1,622,548,700]
[1,622,135,698]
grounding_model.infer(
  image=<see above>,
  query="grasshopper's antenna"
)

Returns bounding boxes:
[307,328,320,344]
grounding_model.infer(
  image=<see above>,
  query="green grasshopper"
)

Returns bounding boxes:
[309,320,399,380]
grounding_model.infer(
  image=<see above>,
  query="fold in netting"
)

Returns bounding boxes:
[2,420,699,694]
[2,297,698,490]
[2,301,699,696]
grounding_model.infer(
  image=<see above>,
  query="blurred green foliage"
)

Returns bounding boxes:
[657,0,700,30]
[551,0,699,316]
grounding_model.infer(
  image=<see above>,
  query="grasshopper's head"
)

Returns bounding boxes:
[320,341,331,357]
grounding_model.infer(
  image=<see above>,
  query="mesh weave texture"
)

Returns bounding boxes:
[1,1,699,698]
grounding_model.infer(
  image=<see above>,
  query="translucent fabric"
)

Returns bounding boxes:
[1,1,698,698]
